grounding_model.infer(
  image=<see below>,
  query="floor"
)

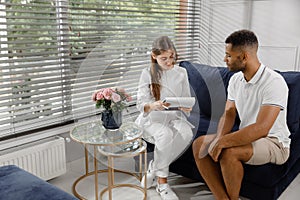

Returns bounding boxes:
[49,156,300,200]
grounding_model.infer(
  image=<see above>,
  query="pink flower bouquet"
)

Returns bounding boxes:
[92,88,132,112]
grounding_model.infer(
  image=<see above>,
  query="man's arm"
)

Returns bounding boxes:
[216,100,237,137]
[209,105,281,161]
[220,105,281,148]
[207,100,236,160]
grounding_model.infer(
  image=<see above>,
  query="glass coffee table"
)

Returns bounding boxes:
[70,121,147,200]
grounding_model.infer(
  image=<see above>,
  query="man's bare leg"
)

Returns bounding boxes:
[193,135,230,200]
[219,145,253,200]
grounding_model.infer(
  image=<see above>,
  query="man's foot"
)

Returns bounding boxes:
[156,183,179,200]
[141,160,156,188]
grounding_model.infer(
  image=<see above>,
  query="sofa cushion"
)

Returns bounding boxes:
[276,71,300,134]
[180,61,235,120]
[180,61,240,133]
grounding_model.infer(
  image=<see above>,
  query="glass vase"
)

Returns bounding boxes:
[101,109,122,130]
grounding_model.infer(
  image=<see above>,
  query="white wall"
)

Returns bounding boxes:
[199,0,300,71]
[252,0,300,71]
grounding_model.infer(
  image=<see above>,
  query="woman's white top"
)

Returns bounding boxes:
[135,64,194,129]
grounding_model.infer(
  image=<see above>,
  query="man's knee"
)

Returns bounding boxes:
[193,136,203,151]
[220,148,237,161]
[192,136,206,158]
[220,146,252,163]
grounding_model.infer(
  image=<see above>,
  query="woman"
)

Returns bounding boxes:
[135,36,194,200]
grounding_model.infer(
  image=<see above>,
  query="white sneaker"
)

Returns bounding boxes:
[141,160,156,189]
[156,183,179,200]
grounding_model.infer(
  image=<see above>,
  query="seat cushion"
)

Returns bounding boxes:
[0,165,78,200]
[243,129,300,187]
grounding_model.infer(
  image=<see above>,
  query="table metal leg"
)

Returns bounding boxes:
[94,146,99,200]
[111,158,115,186]
[139,150,142,181]
[108,156,113,200]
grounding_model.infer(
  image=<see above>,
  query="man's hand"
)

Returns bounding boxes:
[208,137,224,162]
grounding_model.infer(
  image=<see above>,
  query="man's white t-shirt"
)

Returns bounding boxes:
[228,64,291,148]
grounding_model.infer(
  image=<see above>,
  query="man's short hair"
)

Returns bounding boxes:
[225,29,258,51]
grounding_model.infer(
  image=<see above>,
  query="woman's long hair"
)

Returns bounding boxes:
[150,36,178,100]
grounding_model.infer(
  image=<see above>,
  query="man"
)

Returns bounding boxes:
[192,29,291,200]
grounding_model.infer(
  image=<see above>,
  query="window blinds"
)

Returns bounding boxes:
[0,0,200,139]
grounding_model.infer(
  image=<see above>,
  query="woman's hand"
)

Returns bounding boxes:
[178,107,192,113]
[151,101,166,111]
[144,101,166,113]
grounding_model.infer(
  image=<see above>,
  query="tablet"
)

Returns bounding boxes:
[163,97,195,109]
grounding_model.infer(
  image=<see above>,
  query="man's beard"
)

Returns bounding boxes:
[228,60,245,72]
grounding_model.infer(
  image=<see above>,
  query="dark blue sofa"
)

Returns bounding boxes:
[169,61,300,200]
[0,165,78,200]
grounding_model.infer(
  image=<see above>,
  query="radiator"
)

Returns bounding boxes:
[0,136,66,181]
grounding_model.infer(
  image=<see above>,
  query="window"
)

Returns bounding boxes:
[0,0,200,139]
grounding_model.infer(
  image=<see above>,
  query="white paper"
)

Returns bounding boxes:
[163,97,195,108]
